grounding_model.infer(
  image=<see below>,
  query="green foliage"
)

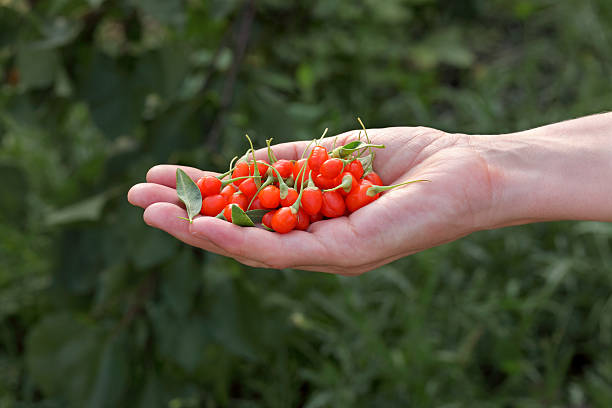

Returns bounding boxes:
[1,0,612,406]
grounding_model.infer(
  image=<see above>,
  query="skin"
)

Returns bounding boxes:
[127,112,612,275]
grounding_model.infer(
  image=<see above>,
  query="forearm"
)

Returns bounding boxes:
[473,112,612,228]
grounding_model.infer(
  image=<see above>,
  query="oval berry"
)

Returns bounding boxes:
[273,159,294,179]
[249,196,266,210]
[220,184,236,202]
[347,160,364,180]
[310,213,323,223]
[201,194,227,216]
[238,177,258,198]
[280,188,298,207]
[296,208,310,230]
[314,173,341,190]
[262,210,276,228]
[293,159,310,189]
[301,188,323,216]
[196,175,222,197]
[249,160,269,178]
[345,181,379,213]
[258,185,281,209]
[321,190,346,218]
[230,192,249,210]
[271,207,297,234]
[232,162,250,186]
[364,172,383,186]
[308,146,329,173]
[223,203,234,222]
[319,158,343,179]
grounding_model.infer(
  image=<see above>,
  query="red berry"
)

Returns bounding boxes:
[301,188,323,216]
[201,194,227,216]
[232,162,250,186]
[220,184,236,201]
[238,177,258,198]
[273,159,294,179]
[347,160,364,180]
[262,210,276,228]
[314,173,341,190]
[280,188,298,207]
[321,190,346,218]
[364,172,383,186]
[338,171,358,197]
[249,196,266,210]
[271,207,297,234]
[249,160,269,178]
[230,192,249,210]
[258,185,281,209]
[293,159,311,189]
[308,146,329,173]
[319,158,343,179]
[345,181,379,213]
[196,175,222,197]
[223,203,234,222]
[310,213,323,223]
[296,208,310,230]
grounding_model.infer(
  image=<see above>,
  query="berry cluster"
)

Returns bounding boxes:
[182,123,427,234]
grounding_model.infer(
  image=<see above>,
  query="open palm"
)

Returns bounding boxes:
[128,127,494,274]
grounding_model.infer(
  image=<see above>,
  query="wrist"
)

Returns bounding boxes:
[471,113,612,229]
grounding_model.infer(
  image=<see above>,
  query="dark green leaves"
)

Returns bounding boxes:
[230,205,255,227]
[176,169,201,223]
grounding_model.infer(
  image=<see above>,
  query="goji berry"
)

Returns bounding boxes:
[262,210,276,229]
[280,187,298,207]
[238,177,258,198]
[321,190,346,218]
[308,146,329,173]
[345,181,379,213]
[319,158,343,179]
[220,184,236,201]
[364,172,383,185]
[201,194,227,216]
[347,160,364,180]
[296,208,310,230]
[271,207,297,234]
[232,162,250,186]
[196,175,222,197]
[272,159,294,179]
[258,185,281,208]
[301,187,323,216]
[230,192,249,210]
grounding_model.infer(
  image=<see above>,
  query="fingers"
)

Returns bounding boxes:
[146,165,218,188]
[128,183,182,209]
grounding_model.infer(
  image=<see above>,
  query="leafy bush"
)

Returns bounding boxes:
[1,0,612,406]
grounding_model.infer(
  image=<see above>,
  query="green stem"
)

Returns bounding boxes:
[247,178,274,210]
[290,170,310,215]
[245,133,262,188]
[261,162,290,199]
[266,138,278,163]
[323,173,353,193]
[366,179,430,197]
[221,175,261,188]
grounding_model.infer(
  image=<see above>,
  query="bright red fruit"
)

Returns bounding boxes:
[201,194,227,216]
[262,210,276,228]
[301,188,323,216]
[238,177,258,198]
[308,146,329,173]
[249,160,269,178]
[280,188,298,207]
[258,185,281,208]
[230,192,249,210]
[249,197,266,210]
[364,172,383,186]
[321,190,346,218]
[271,207,297,234]
[310,213,323,223]
[273,159,294,179]
[293,159,311,189]
[314,173,341,190]
[296,208,310,230]
[347,160,364,180]
[220,184,236,201]
[196,175,222,197]
[338,172,358,197]
[319,158,343,179]
[345,181,379,213]
[223,204,234,222]
[232,162,250,186]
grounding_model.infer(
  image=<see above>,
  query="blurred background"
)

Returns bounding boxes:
[1,0,612,406]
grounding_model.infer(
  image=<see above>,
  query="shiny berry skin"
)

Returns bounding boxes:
[249,196,266,210]
[249,160,269,178]
[258,185,281,208]
[220,184,236,202]
[238,177,258,198]
[196,175,222,197]
[345,181,379,213]
[338,172,358,197]
[262,210,276,228]
[319,158,343,179]
[296,208,310,230]
[308,146,329,173]
[364,172,383,186]
[301,188,323,216]
[293,159,311,189]
[314,173,341,190]
[321,190,346,218]
[232,162,250,185]
[347,160,364,180]
[230,192,249,210]
[280,188,298,207]
[273,159,294,179]
[223,203,234,222]
[271,207,297,234]
[201,194,227,216]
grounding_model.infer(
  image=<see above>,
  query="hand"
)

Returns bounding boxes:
[127,126,496,274]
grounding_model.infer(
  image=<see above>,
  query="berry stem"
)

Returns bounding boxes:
[366,179,430,197]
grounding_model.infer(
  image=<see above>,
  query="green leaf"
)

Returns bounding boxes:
[333,141,385,158]
[231,205,255,227]
[45,187,121,227]
[176,168,202,223]
[245,209,269,224]
[16,46,60,89]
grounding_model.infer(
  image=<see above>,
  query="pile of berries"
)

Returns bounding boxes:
[182,125,427,234]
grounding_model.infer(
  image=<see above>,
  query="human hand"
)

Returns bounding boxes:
[127,126,497,274]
